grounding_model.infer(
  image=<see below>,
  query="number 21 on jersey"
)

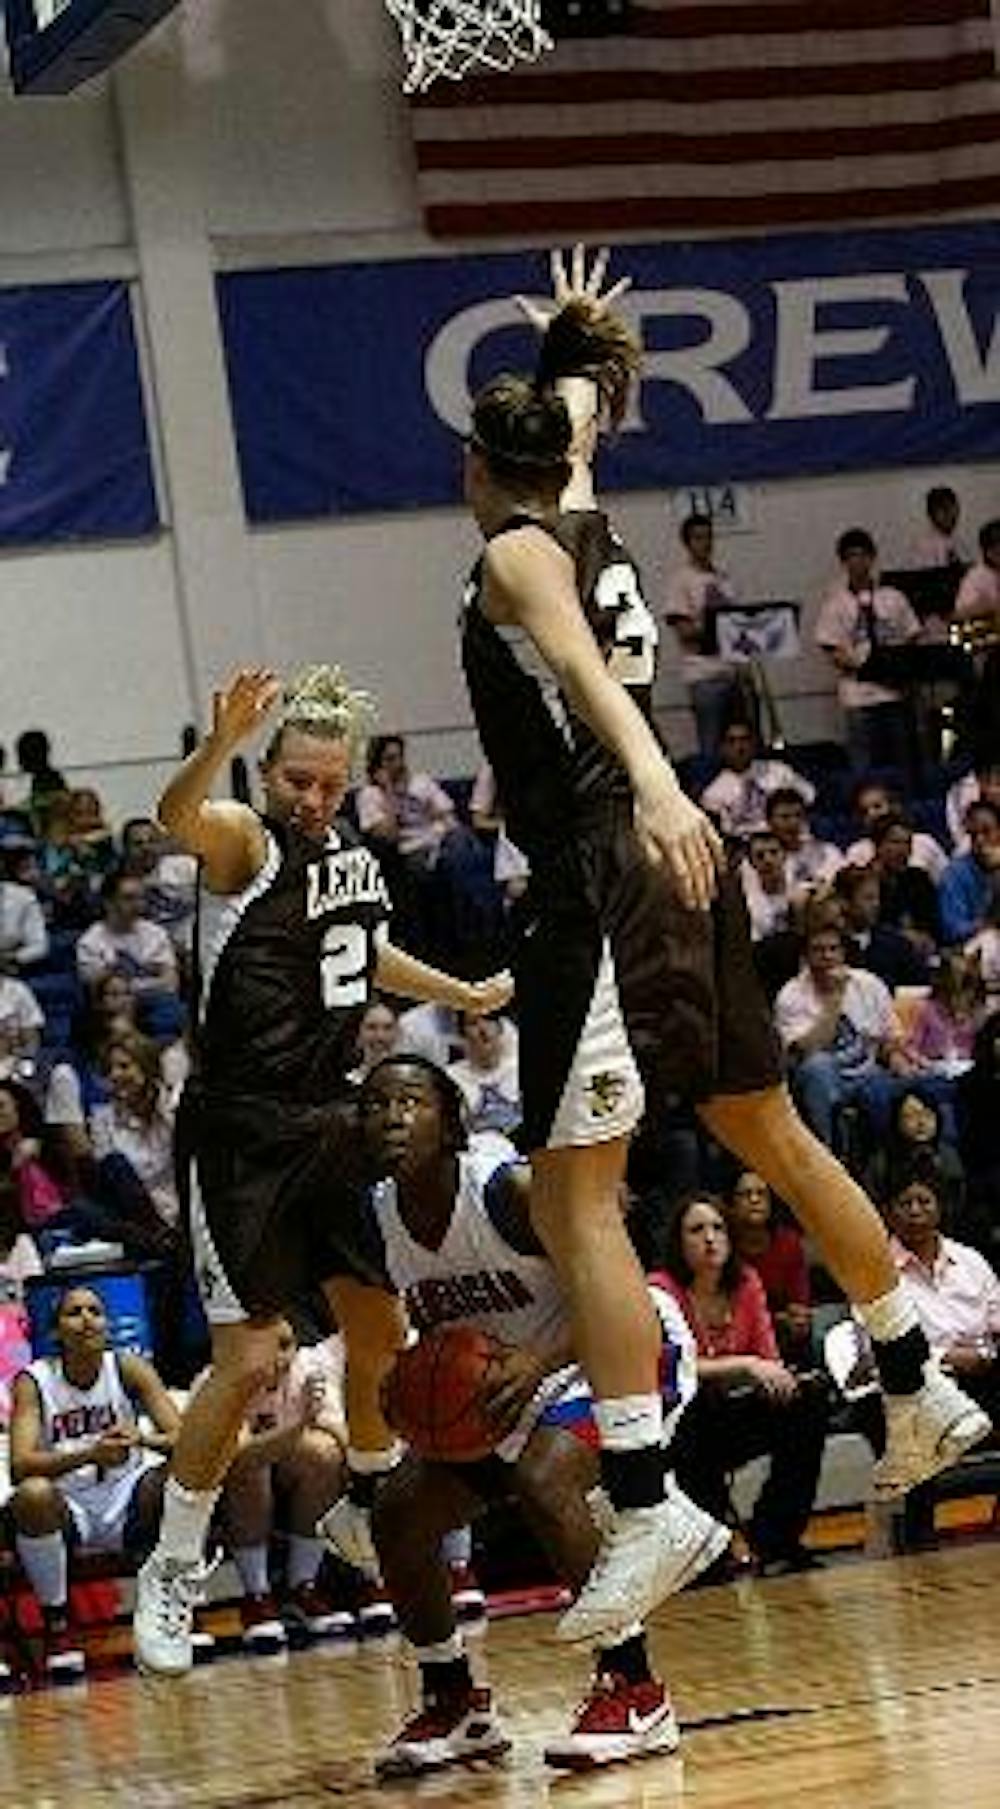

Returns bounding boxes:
[320,923,369,1010]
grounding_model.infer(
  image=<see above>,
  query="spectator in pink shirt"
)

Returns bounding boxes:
[654,1194,829,1575]
[815,527,920,774]
[906,950,987,1075]
[664,513,747,757]
[887,1161,1000,1419]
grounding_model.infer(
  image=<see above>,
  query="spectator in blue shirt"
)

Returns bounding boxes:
[939,802,1000,945]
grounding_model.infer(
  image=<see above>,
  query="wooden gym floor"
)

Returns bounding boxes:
[4,1544,1000,1807]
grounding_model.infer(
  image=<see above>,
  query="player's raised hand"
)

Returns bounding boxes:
[515,243,632,334]
[462,970,514,1016]
[633,781,724,913]
[211,667,282,751]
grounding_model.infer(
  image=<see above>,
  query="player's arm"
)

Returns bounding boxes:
[157,668,279,894]
[9,1373,110,1481]
[375,940,513,1017]
[118,1352,181,1454]
[484,533,722,910]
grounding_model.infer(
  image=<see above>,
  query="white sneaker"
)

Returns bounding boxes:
[375,1686,512,1779]
[134,1553,211,1677]
[873,1365,992,1501]
[557,1491,730,1646]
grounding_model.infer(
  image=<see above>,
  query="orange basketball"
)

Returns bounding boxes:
[382,1325,511,1462]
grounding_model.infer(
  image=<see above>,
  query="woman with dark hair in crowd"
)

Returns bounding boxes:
[654,1193,830,1574]
[0,1078,70,1237]
[870,815,941,956]
[726,1171,812,1368]
[865,1091,967,1241]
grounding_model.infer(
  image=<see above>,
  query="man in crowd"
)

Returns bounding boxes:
[700,720,814,843]
[939,802,1000,944]
[664,514,745,757]
[815,528,920,772]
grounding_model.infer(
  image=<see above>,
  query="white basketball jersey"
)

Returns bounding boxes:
[26,1351,147,1510]
[372,1138,569,1357]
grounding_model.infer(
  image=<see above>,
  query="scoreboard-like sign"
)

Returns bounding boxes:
[4,0,181,93]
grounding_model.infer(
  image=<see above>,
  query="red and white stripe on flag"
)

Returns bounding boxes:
[410,0,1000,238]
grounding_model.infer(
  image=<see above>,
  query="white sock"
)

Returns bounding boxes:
[441,1526,472,1569]
[287,1534,324,1590]
[16,1531,67,1609]
[155,1476,220,1567]
[233,1544,270,1598]
[593,1393,663,1451]
[857,1286,920,1344]
[414,1631,465,1665]
[347,1444,402,1476]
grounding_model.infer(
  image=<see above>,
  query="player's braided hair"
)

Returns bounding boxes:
[534,295,641,431]
[265,663,376,769]
[470,373,572,497]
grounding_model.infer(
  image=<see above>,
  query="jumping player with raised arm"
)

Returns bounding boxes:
[515,246,990,1540]
[133,665,511,1675]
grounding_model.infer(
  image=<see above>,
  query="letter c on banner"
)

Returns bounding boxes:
[424,297,530,436]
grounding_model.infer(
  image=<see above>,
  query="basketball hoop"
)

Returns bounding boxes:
[383,0,552,94]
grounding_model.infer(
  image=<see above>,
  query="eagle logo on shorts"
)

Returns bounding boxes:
[586,1072,627,1119]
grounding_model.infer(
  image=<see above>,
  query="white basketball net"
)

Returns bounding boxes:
[383,0,552,94]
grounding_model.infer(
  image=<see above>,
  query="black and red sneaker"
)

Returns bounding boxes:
[375,1685,511,1779]
[282,1582,355,1640]
[544,1673,679,1771]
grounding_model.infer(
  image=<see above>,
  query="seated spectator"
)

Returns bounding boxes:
[88,1032,180,1237]
[217,1318,350,1649]
[815,527,920,773]
[76,870,179,1011]
[939,802,1000,945]
[726,1171,812,1368]
[655,1194,830,1574]
[911,484,968,570]
[0,969,44,1077]
[945,755,1000,854]
[36,789,115,933]
[0,1180,42,1426]
[121,815,198,953]
[775,923,923,1151]
[357,734,457,873]
[836,864,930,988]
[0,839,48,970]
[447,1013,521,1135]
[347,997,400,1085]
[864,1092,966,1238]
[870,815,941,955]
[469,763,530,904]
[9,1283,179,1678]
[886,1159,1000,1422]
[740,829,794,942]
[45,970,188,1175]
[845,779,947,882]
[700,720,814,842]
[905,949,986,1077]
[664,512,747,757]
[766,789,843,895]
[0,1079,69,1235]
[954,517,1000,626]
[15,728,66,837]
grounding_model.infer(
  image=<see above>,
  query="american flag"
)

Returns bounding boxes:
[410,0,1000,238]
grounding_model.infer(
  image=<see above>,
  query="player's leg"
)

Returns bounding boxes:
[135,1317,283,1675]
[699,1084,991,1491]
[219,1445,289,1651]
[372,1455,511,1779]
[316,1274,406,1574]
[514,1428,679,1770]
[9,1480,85,1679]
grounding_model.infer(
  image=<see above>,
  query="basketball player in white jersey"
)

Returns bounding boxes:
[8,1285,178,1678]
[134,665,511,1675]
[351,1055,722,1778]
[509,246,989,1538]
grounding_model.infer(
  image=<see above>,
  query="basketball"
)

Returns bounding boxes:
[382,1325,511,1462]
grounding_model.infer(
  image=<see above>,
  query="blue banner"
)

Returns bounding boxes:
[219,222,1000,522]
[0,281,157,544]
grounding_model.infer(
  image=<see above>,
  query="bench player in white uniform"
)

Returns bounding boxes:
[349,1056,723,1778]
[8,1285,178,1678]
[505,245,989,1543]
[133,665,511,1676]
